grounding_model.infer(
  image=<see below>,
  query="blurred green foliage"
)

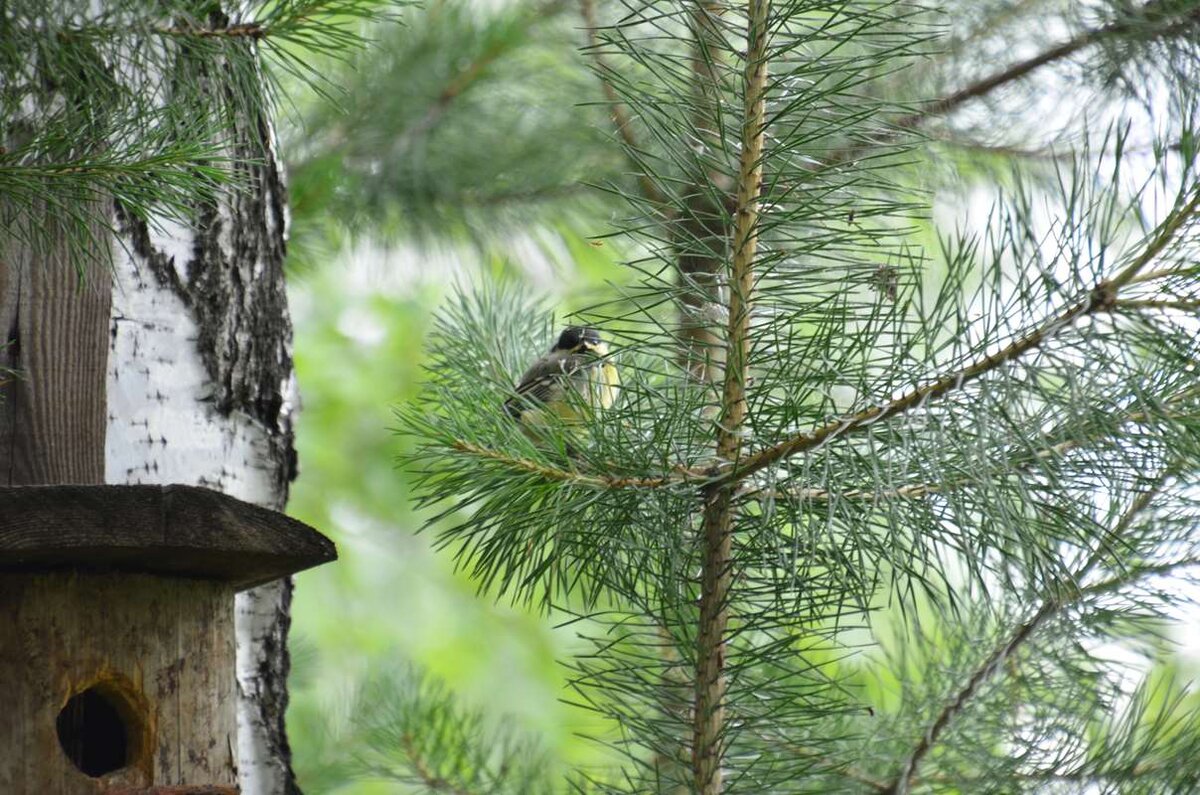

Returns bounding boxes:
[285,270,626,791]
[280,0,638,783]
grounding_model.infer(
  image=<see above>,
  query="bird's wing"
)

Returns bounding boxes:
[505,352,597,417]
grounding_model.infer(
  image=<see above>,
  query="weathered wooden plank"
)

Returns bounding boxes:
[0,484,335,589]
[0,202,111,485]
[0,573,237,792]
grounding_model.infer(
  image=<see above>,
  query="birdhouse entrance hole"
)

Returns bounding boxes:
[55,681,145,778]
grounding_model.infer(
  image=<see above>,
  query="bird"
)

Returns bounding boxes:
[504,326,620,432]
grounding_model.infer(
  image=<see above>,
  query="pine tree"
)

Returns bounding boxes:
[395,1,1200,793]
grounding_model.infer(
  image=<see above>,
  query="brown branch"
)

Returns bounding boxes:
[886,601,1058,795]
[401,0,568,144]
[741,384,1200,504]
[885,479,1173,795]
[818,4,1200,170]
[692,2,770,792]
[719,187,1200,489]
[912,4,1200,124]
[579,0,666,206]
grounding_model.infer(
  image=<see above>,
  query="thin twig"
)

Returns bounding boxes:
[897,6,1200,129]
[157,22,266,39]
[817,4,1200,170]
[1114,297,1200,312]
[786,743,890,792]
[579,0,666,206]
[1125,265,1200,286]
[886,602,1057,795]
[449,439,689,489]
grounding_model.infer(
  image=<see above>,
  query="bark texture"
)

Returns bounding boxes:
[108,128,299,794]
[692,2,770,791]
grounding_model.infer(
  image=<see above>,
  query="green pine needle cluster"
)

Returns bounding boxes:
[0,0,403,274]
[398,0,1200,792]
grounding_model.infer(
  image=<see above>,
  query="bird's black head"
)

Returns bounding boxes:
[552,326,603,353]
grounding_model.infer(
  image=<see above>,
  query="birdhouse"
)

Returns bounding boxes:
[0,484,336,794]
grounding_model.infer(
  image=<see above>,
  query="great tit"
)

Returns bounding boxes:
[504,326,620,429]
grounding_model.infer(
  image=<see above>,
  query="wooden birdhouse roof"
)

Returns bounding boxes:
[0,484,336,590]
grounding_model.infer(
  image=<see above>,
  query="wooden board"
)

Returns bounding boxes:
[0,200,112,485]
[0,484,335,589]
[0,573,237,792]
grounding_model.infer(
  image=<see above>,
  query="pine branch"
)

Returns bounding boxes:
[692,2,770,792]
[45,0,395,52]
[396,4,1200,787]
[719,186,1200,488]
[892,3,1200,131]
[741,383,1200,504]
[453,286,1200,502]
[885,478,1173,795]
[398,732,478,795]
[815,2,1200,169]
[352,663,557,794]
[579,0,666,207]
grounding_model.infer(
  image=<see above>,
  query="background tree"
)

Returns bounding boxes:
[0,2,396,792]
[286,0,1200,791]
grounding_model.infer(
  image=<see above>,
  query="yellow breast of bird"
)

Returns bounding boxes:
[595,361,620,410]
[528,360,619,427]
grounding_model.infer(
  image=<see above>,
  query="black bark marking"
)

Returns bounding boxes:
[113,150,296,500]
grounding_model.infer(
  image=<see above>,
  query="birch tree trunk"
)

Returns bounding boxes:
[107,136,300,793]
